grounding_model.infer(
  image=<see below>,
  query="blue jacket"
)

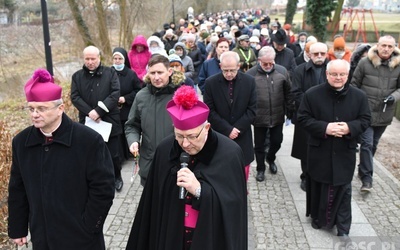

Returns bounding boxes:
[198,57,221,94]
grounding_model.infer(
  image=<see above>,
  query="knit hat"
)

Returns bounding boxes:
[306,36,317,43]
[165,29,174,36]
[333,37,346,49]
[210,35,220,44]
[305,41,317,53]
[200,24,207,32]
[298,32,308,38]
[166,86,209,130]
[271,22,279,27]
[224,34,233,41]
[200,32,210,40]
[168,54,183,65]
[252,29,260,38]
[214,26,222,33]
[25,69,62,102]
[230,25,239,31]
[283,24,291,30]
[250,36,260,43]
[260,28,269,36]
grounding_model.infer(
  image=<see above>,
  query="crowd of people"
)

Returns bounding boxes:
[7,8,400,249]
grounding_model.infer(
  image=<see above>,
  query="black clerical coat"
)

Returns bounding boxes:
[126,130,248,250]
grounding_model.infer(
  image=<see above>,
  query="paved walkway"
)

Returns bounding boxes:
[103,124,400,250]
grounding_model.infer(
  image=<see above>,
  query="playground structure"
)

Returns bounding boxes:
[332,8,380,48]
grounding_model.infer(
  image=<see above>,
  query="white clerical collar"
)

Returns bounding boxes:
[40,120,62,137]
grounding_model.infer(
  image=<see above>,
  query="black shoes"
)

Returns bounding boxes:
[300,179,306,192]
[115,176,123,192]
[256,171,265,182]
[311,219,321,229]
[360,182,372,192]
[268,161,277,174]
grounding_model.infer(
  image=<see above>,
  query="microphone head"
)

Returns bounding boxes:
[180,152,190,164]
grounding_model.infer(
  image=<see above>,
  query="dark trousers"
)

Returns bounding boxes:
[307,179,352,235]
[254,124,283,172]
[106,135,122,178]
[300,159,307,180]
[358,126,387,183]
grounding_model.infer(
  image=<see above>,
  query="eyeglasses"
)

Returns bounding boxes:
[312,52,326,57]
[221,69,238,74]
[328,72,348,78]
[175,125,205,142]
[260,62,274,67]
[26,104,60,114]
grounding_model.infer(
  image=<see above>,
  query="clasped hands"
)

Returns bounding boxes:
[326,122,350,138]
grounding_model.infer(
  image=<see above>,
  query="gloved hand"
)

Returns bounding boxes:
[384,95,395,105]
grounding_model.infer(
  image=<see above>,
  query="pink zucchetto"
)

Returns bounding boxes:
[166,86,209,130]
[24,69,62,102]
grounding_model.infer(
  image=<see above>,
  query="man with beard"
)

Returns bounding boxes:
[291,42,329,191]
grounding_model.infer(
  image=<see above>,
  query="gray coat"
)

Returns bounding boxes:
[351,45,400,126]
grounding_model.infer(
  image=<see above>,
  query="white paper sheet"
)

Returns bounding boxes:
[85,116,112,142]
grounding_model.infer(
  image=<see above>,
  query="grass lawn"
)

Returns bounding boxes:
[269,12,400,33]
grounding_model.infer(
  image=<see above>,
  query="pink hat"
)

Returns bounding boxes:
[166,86,209,130]
[24,69,62,102]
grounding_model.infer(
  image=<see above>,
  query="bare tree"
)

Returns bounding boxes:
[67,0,93,46]
[330,0,345,35]
[94,0,111,57]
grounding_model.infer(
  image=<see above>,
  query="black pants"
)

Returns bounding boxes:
[307,178,352,235]
[105,135,122,178]
[254,124,283,171]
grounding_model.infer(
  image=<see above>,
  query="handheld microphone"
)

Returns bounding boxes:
[179,152,190,200]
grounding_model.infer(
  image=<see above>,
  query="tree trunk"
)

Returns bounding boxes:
[285,0,298,25]
[94,0,111,57]
[66,0,93,46]
[330,0,344,35]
